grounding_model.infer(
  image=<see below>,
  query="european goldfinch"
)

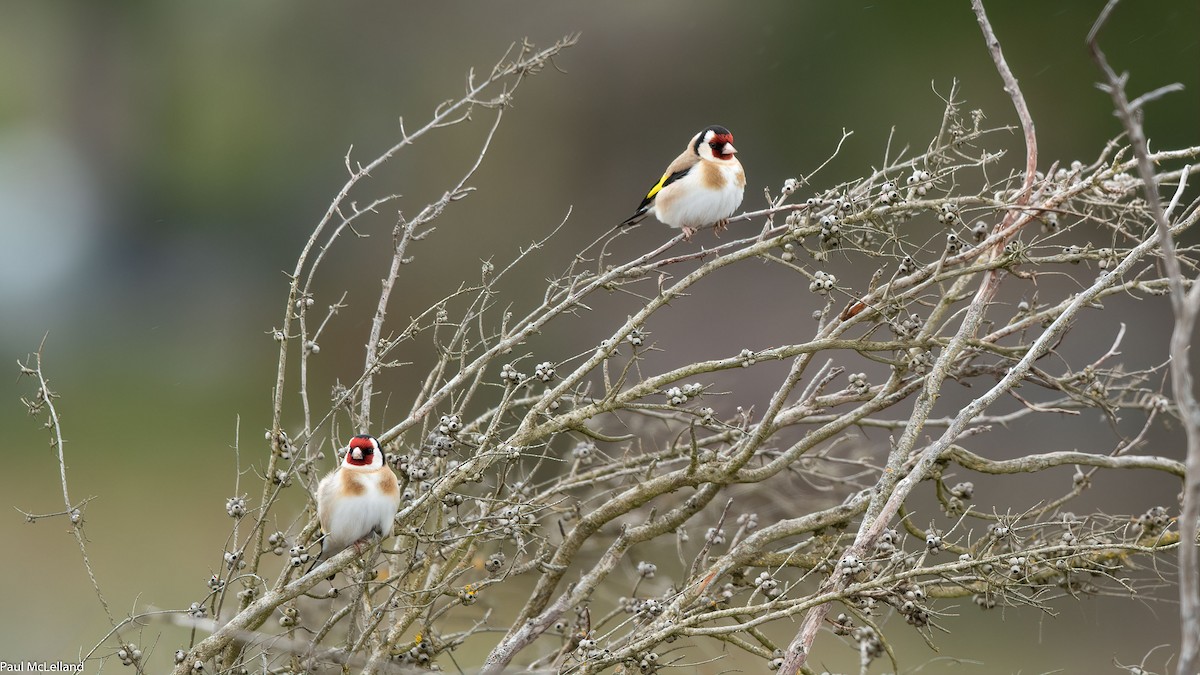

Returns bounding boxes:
[621,125,746,239]
[314,434,400,566]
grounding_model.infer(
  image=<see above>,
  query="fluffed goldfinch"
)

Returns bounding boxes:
[621,125,746,239]
[314,434,400,566]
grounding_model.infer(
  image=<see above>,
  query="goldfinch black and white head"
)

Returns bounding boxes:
[621,125,746,239]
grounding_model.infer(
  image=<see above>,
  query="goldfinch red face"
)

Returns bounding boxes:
[343,434,383,469]
[695,126,737,162]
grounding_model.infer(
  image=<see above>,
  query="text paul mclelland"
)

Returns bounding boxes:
[0,662,84,673]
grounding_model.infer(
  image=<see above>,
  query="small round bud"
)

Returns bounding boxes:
[499,363,525,386]
[925,533,942,552]
[534,361,556,383]
[946,232,962,254]
[808,270,837,295]
[949,481,974,499]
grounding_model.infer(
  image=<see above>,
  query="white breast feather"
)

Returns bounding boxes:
[654,163,744,230]
[317,470,399,553]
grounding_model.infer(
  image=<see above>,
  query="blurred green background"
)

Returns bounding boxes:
[2,2,1197,672]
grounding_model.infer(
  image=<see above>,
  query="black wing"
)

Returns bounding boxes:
[621,166,692,226]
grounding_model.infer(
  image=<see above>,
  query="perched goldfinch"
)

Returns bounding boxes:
[314,434,400,566]
[621,125,746,239]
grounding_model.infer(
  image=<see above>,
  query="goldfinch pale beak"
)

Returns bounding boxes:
[722,143,737,155]
[351,447,364,461]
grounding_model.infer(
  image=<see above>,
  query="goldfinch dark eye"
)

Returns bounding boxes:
[708,136,734,159]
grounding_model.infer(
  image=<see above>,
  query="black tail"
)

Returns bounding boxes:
[305,550,324,575]
[305,535,332,576]
[621,207,649,227]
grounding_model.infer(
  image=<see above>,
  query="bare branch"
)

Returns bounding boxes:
[1088,4,1200,673]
